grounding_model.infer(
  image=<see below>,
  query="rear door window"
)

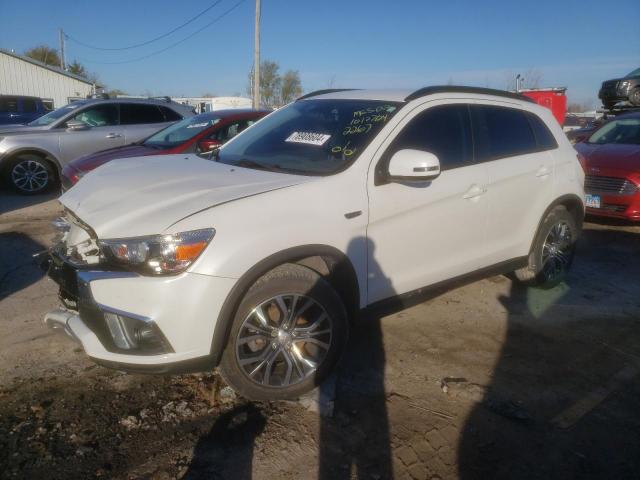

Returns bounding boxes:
[384,104,473,171]
[470,105,537,162]
[120,103,166,125]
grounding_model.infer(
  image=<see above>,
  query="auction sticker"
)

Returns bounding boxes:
[285,131,331,146]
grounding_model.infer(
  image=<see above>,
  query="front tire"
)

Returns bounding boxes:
[219,264,349,401]
[629,88,640,107]
[4,154,55,195]
[514,206,578,288]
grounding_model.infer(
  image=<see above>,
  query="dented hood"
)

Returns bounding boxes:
[60,154,313,238]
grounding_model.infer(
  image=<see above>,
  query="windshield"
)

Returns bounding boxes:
[217,99,401,175]
[144,113,221,148]
[588,117,640,145]
[28,102,84,126]
[625,68,640,78]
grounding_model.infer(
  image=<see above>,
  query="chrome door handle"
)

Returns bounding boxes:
[106,133,122,139]
[462,185,487,200]
[536,166,551,177]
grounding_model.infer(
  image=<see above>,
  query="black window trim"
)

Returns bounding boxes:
[374,101,560,184]
[468,104,558,165]
[374,102,474,185]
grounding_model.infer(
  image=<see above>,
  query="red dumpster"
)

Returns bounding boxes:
[519,87,567,126]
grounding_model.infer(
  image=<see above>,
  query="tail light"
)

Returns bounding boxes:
[576,153,588,175]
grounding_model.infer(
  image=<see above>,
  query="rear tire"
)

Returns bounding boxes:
[514,206,578,289]
[219,263,349,401]
[4,154,56,195]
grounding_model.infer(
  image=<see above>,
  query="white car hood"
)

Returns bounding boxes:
[60,154,314,238]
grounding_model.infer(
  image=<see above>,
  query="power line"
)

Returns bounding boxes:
[79,0,247,65]
[65,0,224,51]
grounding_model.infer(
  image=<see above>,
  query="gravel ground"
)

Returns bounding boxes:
[1,191,639,480]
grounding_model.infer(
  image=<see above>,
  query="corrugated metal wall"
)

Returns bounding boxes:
[0,52,94,108]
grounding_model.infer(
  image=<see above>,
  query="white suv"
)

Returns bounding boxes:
[43,87,585,400]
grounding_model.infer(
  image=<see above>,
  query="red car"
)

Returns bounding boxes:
[575,111,640,221]
[61,109,269,189]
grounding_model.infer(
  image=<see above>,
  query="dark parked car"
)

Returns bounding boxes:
[599,68,640,110]
[575,111,640,221]
[61,109,270,189]
[0,95,49,125]
[566,117,608,144]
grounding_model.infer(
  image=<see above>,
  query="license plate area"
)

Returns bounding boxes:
[586,194,601,209]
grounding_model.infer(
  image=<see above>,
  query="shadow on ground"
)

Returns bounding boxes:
[458,225,640,479]
[0,232,46,301]
[0,190,59,216]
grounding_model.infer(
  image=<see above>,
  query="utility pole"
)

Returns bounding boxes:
[59,28,66,70]
[252,0,261,109]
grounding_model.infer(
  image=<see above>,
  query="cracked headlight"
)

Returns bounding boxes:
[100,228,215,275]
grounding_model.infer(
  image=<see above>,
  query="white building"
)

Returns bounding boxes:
[173,96,252,114]
[0,49,95,109]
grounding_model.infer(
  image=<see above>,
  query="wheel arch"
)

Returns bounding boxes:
[210,244,360,366]
[528,194,584,253]
[1,147,62,176]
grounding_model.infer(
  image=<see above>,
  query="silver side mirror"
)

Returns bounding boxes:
[66,120,90,131]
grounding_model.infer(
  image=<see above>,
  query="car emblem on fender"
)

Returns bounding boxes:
[591,167,600,173]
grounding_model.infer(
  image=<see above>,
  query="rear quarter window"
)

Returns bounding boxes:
[471,105,537,161]
[526,112,558,150]
[120,103,166,125]
[160,106,183,121]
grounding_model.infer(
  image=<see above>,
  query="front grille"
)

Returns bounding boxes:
[585,175,638,195]
[602,80,619,90]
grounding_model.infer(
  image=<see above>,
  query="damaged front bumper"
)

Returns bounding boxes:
[38,249,236,374]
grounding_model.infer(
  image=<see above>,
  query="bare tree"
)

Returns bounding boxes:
[280,70,303,104]
[567,100,595,113]
[523,68,544,89]
[24,45,61,67]
[247,60,282,108]
[327,75,337,89]
[503,69,544,91]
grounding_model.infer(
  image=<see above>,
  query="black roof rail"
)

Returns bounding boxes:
[405,85,535,103]
[296,89,360,101]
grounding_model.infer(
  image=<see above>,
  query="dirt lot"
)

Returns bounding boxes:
[1,191,639,480]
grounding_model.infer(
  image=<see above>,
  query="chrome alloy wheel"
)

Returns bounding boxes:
[11,159,49,192]
[235,294,333,388]
[541,221,573,283]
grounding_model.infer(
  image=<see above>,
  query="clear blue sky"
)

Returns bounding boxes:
[1,0,639,106]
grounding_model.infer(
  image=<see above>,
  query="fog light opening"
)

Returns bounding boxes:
[103,311,173,353]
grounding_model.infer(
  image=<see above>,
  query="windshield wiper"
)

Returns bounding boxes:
[234,159,279,172]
